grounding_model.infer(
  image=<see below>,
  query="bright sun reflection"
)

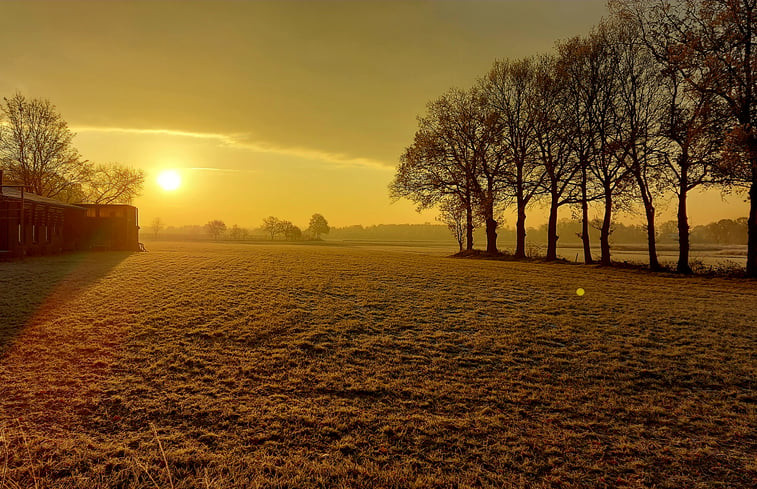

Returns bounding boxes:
[157,170,181,191]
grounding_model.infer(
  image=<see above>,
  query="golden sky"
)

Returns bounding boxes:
[0,0,748,229]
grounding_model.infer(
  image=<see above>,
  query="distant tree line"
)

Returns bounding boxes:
[330,223,453,242]
[391,0,757,276]
[688,218,750,245]
[145,214,330,242]
[326,218,749,247]
[261,214,329,241]
[526,218,749,247]
[259,216,299,240]
[0,93,144,204]
[150,216,748,248]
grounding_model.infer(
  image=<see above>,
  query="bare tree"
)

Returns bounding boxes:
[582,23,634,266]
[557,36,605,264]
[437,196,472,252]
[308,213,330,239]
[531,54,580,261]
[468,87,509,254]
[282,221,302,241]
[391,89,486,251]
[0,93,89,201]
[262,216,281,240]
[624,0,757,275]
[205,220,226,240]
[84,163,145,204]
[609,20,669,270]
[484,57,545,258]
[229,224,247,240]
[614,0,728,273]
[0,93,145,207]
[150,217,164,240]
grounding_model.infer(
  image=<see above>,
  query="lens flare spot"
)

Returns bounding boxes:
[576,288,585,296]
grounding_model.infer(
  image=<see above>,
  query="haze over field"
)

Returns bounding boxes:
[0,0,748,228]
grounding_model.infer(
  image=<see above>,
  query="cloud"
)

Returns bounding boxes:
[187,167,256,175]
[71,125,394,171]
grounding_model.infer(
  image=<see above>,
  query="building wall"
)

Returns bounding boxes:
[79,204,140,251]
[0,199,75,258]
[0,199,140,259]
[0,200,18,255]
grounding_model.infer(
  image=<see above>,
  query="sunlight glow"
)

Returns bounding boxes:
[157,170,181,191]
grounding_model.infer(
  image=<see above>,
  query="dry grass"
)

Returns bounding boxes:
[0,241,755,488]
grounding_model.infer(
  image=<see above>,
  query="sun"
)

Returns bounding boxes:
[157,170,181,191]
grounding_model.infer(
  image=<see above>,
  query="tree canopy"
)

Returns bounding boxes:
[392,0,757,276]
[204,220,227,240]
[308,213,330,239]
[0,93,144,205]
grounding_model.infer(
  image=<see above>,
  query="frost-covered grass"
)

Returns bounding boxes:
[0,241,755,488]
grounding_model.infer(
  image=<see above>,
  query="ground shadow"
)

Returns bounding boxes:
[0,251,130,355]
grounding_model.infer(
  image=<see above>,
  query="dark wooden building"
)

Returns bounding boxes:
[77,204,140,251]
[1,174,140,259]
[0,186,85,258]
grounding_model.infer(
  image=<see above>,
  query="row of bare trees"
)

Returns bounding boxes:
[149,214,330,242]
[391,0,757,276]
[261,217,303,241]
[151,218,248,241]
[262,214,330,241]
[0,93,144,204]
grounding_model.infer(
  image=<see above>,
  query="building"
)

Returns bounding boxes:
[77,204,140,251]
[0,172,140,259]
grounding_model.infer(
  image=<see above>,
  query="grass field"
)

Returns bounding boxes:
[0,241,755,488]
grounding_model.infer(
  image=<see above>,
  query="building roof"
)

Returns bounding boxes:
[78,203,137,209]
[0,187,85,209]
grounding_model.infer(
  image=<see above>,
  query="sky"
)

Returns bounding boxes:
[0,0,749,229]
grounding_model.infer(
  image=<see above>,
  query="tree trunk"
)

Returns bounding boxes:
[645,204,660,271]
[514,163,527,258]
[484,185,498,254]
[546,196,559,261]
[748,161,757,277]
[580,165,593,264]
[515,203,527,259]
[600,188,612,266]
[636,174,661,271]
[677,167,692,274]
[744,9,756,278]
[485,217,498,254]
[465,195,474,251]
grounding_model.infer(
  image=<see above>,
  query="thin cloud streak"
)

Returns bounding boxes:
[187,167,257,175]
[71,125,395,171]
[188,167,239,172]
